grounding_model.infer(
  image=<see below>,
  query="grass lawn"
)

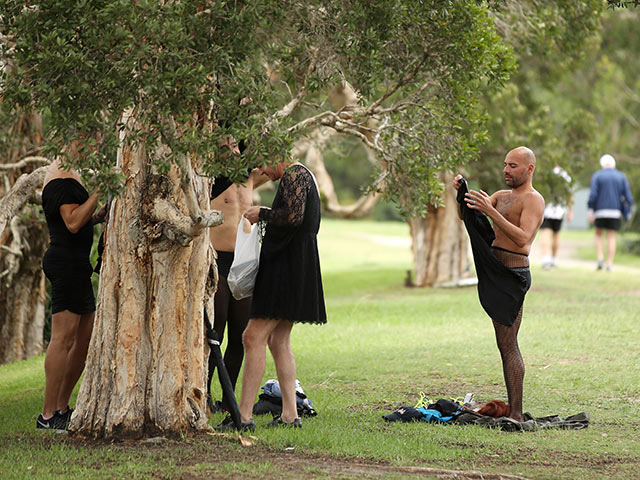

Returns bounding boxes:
[1,219,639,479]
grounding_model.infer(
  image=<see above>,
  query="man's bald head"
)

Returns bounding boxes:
[504,146,536,188]
[509,146,536,167]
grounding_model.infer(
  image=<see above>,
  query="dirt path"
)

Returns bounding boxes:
[529,235,640,273]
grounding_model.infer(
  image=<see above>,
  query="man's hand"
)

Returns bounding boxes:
[464,189,493,214]
[243,206,262,225]
[453,174,464,191]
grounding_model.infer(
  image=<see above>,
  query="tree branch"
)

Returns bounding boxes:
[0,217,23,280]
[273,50,320,120]
[165,116,223,230]
[0,166,47,238]
[151,198,202,247]
[367,52,429,113]
[176,153,224,229]
[0,156,50,172]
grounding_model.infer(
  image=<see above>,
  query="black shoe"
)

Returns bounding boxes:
[56,407,73,430]
[36,412,67,431]
[36,414,56,430]
[215,415,255,432]
[267,416,302,428]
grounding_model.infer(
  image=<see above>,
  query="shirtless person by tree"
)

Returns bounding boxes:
[453,146,544,422]
[207,136,269,412]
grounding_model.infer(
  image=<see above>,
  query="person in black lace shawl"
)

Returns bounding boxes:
[231,160,326,430]
[37,157,106,430]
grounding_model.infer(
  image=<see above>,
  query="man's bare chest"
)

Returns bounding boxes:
[495,194,523,224]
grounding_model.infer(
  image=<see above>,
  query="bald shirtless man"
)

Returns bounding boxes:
[207,136,269,412]
[453,146,544,422]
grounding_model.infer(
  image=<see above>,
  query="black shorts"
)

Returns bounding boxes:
[216,251,234,278]
[43,250,95,315]
[541,218,563,233]
[594,217,621,231]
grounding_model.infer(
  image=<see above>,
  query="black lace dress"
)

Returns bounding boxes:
[251,164,326,324]
[42,178,96,315]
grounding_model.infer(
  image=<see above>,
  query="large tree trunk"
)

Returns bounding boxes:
[409,172,470,287]
[0,111,48,364]
[70,130,214,439]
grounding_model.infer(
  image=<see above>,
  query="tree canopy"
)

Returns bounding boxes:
[2,1,517,216]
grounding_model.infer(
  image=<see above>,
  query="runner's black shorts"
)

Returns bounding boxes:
[541,218,563,233]
[594,217,621,231]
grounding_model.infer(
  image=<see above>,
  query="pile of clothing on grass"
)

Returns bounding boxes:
[253,379,317,418]
[382,394,589,432]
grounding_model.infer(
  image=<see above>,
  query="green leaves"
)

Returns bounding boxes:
[1,0,602,218]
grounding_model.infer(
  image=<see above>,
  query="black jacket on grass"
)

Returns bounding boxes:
[456,179,530,326]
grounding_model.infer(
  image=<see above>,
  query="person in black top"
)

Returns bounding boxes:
[218,160,326,430]
[36,158,105,430]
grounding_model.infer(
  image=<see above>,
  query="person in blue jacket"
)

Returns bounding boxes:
[588,154,634,271]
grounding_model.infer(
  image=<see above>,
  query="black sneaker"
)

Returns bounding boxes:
[36,414,56,430]
[214,414,255,432]
[56,407,73,430]
[267,415,302,428]
[36,412,67,430]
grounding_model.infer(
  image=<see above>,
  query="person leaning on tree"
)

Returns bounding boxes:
[453,146,544,422]
[37,147,106,431]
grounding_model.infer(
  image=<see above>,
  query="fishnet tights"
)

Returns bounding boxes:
[491,247,528,421]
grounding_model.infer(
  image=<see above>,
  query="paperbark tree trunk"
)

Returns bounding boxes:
[70,130,215,439]
[0,213,48,364]
[0,111,48,365]
[408,172,470,287]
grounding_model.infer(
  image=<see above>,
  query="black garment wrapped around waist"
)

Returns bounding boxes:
[456,180,531,326]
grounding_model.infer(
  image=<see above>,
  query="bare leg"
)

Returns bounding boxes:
[606,230,617,268]
[238,318,280,423]
[268,321,297,422]
[551,231,560,262]
[56,311,94,412]
[493,308,525,422]
[594,228,604,266]
[42,310,81,418]
[539,228,552,266]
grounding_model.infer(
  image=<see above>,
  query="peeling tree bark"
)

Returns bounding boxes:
[0,108,49,365]
[70,118,220,439]
[0,213,48,364]
[408,172,470,287]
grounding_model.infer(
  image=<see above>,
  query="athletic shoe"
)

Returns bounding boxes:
[597,260,604,270]
[214,415,255,432]
[267,416,302,428]
[56,407,73,430]
[36,412,66,431]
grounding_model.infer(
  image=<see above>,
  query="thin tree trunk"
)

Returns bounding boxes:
[409,172,469,287]
[71,131,213,439]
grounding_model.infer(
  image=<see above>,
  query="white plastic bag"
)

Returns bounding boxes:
[227,218,261,300]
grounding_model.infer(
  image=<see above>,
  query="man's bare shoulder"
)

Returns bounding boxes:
[524,189,545,206]
[491,189,512,200]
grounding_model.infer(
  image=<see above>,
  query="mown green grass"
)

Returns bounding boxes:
[1,220,639,479]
